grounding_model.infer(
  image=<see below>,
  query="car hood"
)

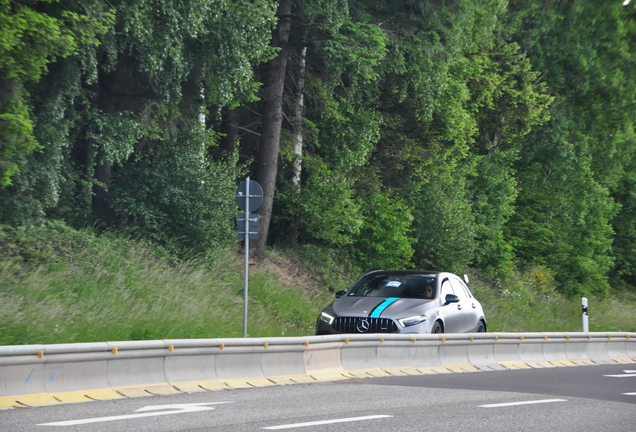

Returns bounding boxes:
[330,296,435,319]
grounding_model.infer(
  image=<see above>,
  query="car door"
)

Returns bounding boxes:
[439,278,463,333]
[450,277,478,332]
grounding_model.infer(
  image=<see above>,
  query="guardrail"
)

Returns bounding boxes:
[1,332,634,409]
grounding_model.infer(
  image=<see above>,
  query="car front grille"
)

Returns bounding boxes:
[332,317,399,334]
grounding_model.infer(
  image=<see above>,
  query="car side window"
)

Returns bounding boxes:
[458,280,473,298]
[440,279,454,302]
[450,278,470,299]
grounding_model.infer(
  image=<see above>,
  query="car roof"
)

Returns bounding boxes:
[358,270,467,284]
[362,270,443,277]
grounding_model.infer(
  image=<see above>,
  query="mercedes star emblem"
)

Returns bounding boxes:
[356,319,370,333]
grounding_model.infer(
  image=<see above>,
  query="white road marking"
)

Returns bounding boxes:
[262,415,393,430]
[479,399,567,408]
[605,371,636,396]
[603,374,636,377]
[38,402,233,426]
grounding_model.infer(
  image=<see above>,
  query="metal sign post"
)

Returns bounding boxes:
[243,179,250,339]
[235,177,263,338]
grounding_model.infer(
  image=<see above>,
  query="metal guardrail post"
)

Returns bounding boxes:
[582,297,589,333]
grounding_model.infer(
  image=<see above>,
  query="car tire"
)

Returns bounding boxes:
[476,320,486,332]
[431,321,443,334]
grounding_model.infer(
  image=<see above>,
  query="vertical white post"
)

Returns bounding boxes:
[582,297,589,333]
[243,177,250,338]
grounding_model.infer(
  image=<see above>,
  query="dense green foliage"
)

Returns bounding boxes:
[0,0,113,186]
[1,0,635,299]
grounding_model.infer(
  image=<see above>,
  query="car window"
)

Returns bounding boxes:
[458,279,473,298]
[406,276,436,299]
[348,273,436,298]
[450,278,470,299]
[440,279,454,299]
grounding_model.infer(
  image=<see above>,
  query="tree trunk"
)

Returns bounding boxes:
[291,46,306,189]
[254,0,292,259]
[220,107,239,154]
[289,45,306,249]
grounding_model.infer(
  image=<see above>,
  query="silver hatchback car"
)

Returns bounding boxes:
[315,270,486,335]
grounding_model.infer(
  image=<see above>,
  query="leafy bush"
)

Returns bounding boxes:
[410,175,477,273]
[109,133,240,253]
[350,191,415,271]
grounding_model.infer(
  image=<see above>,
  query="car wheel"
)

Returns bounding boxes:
[476,320,486,333]
[431,321,443,334]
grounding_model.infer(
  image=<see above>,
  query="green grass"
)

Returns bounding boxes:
[0,222,634,346]
[0,223,332,344]
[469,266,636,333]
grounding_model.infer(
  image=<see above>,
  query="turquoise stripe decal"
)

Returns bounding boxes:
[370,297,400,318]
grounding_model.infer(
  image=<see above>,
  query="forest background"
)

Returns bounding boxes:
[1,0,635,343]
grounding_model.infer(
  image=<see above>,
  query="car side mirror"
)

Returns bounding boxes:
[463,274,469,284]
[335,290,346,298]
[444,293,460,305]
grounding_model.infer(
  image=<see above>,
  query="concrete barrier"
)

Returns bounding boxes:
[606,334,629,358]
[162,338,226,391]
[519,342,548,366]
[438,342,475,372]
[492,334,524,368]
[0,332,634,410]
[43,359,114,401]
[410,343,444,368]
[105,340,179,397]
[377,338,415,370]
[303,339,349,381]
[0,362,51,406]
[165,352,222,391]
[341,340,381,371]
[626,337,636,357]
[580,337,613,364]
[466,341,505,371]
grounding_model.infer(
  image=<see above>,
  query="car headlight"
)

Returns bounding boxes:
[319,312,335,325]
[398,315,428,327]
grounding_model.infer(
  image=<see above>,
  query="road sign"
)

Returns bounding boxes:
[237,213,259,226]
[235,180,263,212]
[237,213,259,239]
[235,177,263,338]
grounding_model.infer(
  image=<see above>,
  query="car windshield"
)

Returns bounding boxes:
[347,273,437,299]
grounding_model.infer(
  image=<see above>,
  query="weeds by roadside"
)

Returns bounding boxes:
[0,223,633,346]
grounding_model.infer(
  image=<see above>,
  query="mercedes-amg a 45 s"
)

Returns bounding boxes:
[316,270,486,335]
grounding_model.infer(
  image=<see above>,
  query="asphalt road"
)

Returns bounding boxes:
[1,363,634,431]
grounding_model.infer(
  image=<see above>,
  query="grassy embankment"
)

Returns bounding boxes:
[1,222,634,346]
